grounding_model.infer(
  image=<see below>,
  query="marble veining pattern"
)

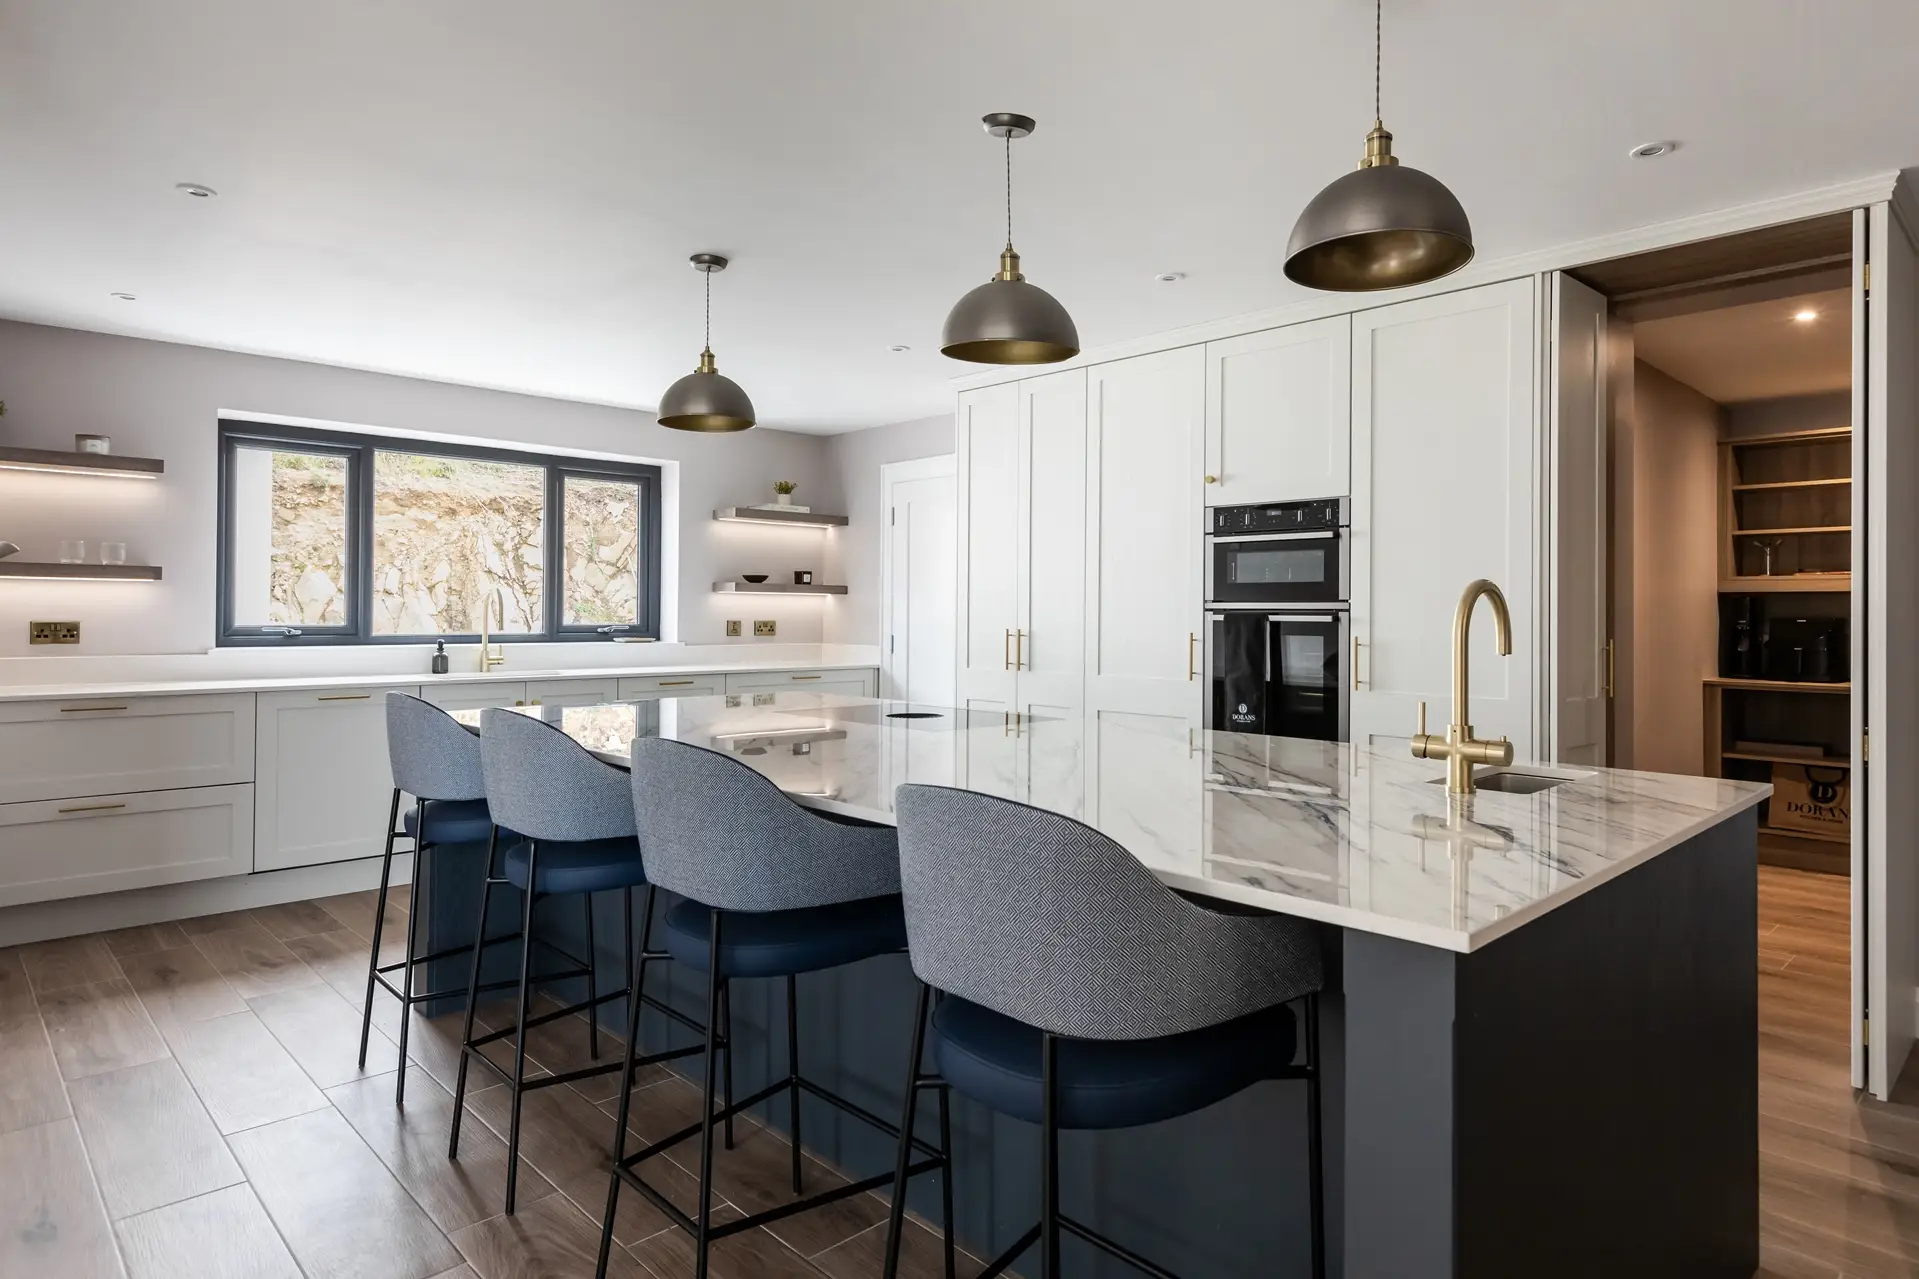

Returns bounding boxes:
[457,694,1769,953]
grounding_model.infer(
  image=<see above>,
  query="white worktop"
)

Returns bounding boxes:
[458,693,1771,954]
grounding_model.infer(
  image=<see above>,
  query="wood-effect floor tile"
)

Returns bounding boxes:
[164,1009,331,1134]
[449,1192,653,1279]
[176,909,263,937]
[429,1268,480,1279]
[228,1107,463,1279]
[315,888,408,943]
[0,951,68,1136]
[812,1217,985,1279]
[99,921,193,958]
[190,923,323,1000]
[329,1066,559,1235]
[0,948,35,1017]
[0,1118,125,1278]
[628,1212,827,1279]
[248,981,402,1089]
[114,1184,302,1279]
[114,943,248,1029]
[20,934,122,992]
[66,1057,244,1219]
[251,898,355,942]
[38,976,170,1080]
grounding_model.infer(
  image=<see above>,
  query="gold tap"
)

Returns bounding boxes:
[1410,578,1515,795]
[479,588,507,672]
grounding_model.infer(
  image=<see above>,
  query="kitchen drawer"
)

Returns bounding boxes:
[0,693,255,804]
[618,674,722,700]
[723,668,876,696]
[527,677,621,708]
[421,681,529,711]
[0,783,253,908]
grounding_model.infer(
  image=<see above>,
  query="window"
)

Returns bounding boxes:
[218,421,660,645]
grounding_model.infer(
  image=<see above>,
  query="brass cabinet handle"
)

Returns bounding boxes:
[1353,636,1362,690]
[59,704,128,713]
[1604,639,1615,698]
[791,674,822,681]
[1204,474,1219,485]
[1188,632,1198,681]
[1004,628,1013,671]
[317,693,371,702]
[58,801,126,814]
[1015,629,1026,671]
[658,679,696,687]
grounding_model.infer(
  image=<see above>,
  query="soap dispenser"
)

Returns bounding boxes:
[431,639,449,675]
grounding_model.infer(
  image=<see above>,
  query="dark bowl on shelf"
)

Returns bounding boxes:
[740,573,769,584]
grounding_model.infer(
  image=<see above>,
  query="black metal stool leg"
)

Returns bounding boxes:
[882,980,933,1279]
[394,799,427,1108]
[937,1078,956,1279]
[584,889,601,1060]
[1040,1031,1060,1279]
[786,973,803,1194]
[596,884,653,1279]
[359,789,402,1071]
[695,909,725,1279]
[504,842,540,1214]
[720,979,735,1151]
[448,825,500,1159]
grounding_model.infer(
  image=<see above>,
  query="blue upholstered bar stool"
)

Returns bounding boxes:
[359,692,511,1108]
[886,784,1328,1279]
[449,707,691,1215]
[595,738,951,1279]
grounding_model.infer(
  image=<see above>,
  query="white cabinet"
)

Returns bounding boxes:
[255,685,418,872]
[0,694,255,805]
[422,681,529,711]
[618,673,723,700]
[1349,278,1538,755]
[956,381,1022,711]
[723,669,875,697]
[526,677,621,708]
[0,784,253,908]
[1204,315,1353,505]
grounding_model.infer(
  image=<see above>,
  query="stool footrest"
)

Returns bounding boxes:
[615,1151,945,1244]
[464,983,620,1049]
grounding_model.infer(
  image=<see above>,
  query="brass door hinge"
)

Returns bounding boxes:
[1864,262,1872,296]
[1864,728,1871,763]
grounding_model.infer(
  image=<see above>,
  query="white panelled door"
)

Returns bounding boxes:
[956,383,1021,716]
[1350,278,1539,756]
[1083,346,1206,858]
[1550,273,1610,765]
[1015,368,1088,815]
[1204,314,1353,505]
[880,455,957,706]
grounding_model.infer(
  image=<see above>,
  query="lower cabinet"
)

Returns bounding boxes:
[421,681,529,711]
[528,677,621,707]
[723,668,877,697]
[254,686,418,872]
[617,673,723,700]
[0,784,253,908]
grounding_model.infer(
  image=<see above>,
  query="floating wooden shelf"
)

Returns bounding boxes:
[1704,677,1849,694]
[1731,478,1851,492]
[1733,526,1851,537]
[712,507,848,528]
[1729,427,1853,448]
[0,446,164,478]
[713,581,848,595]
[1721,750,1850,768]
[0,561,162,581]
[1719,574,1850,594]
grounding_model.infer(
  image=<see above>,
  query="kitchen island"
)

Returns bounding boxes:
[435,694,1769,1278]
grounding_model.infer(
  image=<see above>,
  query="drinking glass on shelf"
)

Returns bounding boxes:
[1755,536,1785,577]
[58,539,85,564]
[99,542,126,566]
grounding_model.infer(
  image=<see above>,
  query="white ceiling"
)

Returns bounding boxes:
[1634,288,1852,403]
[0,1,1914,433]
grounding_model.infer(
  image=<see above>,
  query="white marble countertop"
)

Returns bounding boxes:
[458,693,1771,953]
[0,656,877,703]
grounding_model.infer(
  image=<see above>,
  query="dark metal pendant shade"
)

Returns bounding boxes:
[659,252,756,432]
[1285,122,1473,292]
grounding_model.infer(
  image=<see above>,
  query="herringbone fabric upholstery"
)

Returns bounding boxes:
[479,707,636,843]
[385,692,487,800]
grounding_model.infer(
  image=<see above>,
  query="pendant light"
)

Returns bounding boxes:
[1284,0,1473,292]
[940,113,1079,365]
[658,253,756,432]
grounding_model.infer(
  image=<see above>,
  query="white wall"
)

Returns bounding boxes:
[819,413,954,646]
[0,321,841,656]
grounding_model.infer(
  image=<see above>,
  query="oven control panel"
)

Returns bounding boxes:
[1210,498,1347,535]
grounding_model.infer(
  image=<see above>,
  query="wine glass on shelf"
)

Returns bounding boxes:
[1754,536,1785,577]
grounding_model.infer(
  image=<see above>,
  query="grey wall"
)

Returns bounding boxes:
[1723,390,1850,438]
[819,413,954,646]
[0,321,845,655]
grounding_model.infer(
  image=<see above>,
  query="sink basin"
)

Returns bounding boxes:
[1427,767,1592,795]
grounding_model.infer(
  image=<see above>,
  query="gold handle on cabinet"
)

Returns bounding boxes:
[1188,632,1197,681]
[1353,636,1362,690]
[1004,628,1013,671]
[1204,474,1219,485]
[531,699,541,706]
[791,675,822,681]
[659,679,696,687]
[1604,639,1615,698]
[1015,629,1025,671]
[59,704,128,713]
[58,802,126,814]
[317,694,371,702]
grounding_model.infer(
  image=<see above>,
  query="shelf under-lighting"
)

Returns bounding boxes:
[0,446,164,478]
[0,561,162,582]
[713,581,847,595]
[713,507,848,528]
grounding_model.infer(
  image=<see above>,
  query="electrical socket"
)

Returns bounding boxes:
[725,619,742,637]
[29,620,80,645]
[753,619,776,637]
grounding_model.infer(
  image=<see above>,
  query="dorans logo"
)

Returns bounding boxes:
[1229,701,1256,726]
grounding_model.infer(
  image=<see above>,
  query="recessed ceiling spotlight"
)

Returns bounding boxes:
[1628,141,1677,159]
[889,344,912,353]
[1155,271,1186,283]
[1793,309,1819,323]
[109,292,136,301]
[174,182,217,198]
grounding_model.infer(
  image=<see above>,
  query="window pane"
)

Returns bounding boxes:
[230,446,350,627]
[563,476,643,626]
[371,451,545,635]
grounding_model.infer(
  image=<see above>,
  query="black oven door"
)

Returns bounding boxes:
[1208,532,1344,606]
[1207,610,1349,742]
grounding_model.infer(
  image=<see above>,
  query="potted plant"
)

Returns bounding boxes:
[773,479,797,507]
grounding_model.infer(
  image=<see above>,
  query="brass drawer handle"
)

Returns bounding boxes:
[60,704,128,713]
[1004,628,1012,671]
[58,802,126,814]
[791,675,822,681]
[317,693,371,701]
[1015,630,1025,671]
[1353,636,1362,690]
[658,679,696,687]
[1188,632,1197,681]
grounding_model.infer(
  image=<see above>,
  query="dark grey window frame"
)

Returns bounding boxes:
[216,419,662,647]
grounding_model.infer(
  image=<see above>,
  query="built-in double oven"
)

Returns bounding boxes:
[1204,498,1350,742]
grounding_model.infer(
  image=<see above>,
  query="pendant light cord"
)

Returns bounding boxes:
[1005,131,1014,249]
[704,267,712,351]
[1375,0,1382,120]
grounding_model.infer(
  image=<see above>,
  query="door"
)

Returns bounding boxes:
[255,686,417,872]
[956,383,1021,718]
[1550,273,1610,765]
[1858,198,1919,1098]
[1204,315,1353,505]
[1016,369,1088,813]
[1350,278,1538,756]
[1084,346,1207,856]
[880,455,957,706]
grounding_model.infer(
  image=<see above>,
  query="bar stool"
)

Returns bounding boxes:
[885,784,1327,1279]
[449,707,698,1214]
[596,737,951,1279]
[359,692,513,1108]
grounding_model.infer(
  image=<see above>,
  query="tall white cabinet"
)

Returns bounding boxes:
[1204,315,1353,504]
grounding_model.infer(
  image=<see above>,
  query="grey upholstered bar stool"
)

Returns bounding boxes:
[450,707,697,1215]
[360,692,513,1108]
[887,784,1328,1279]
[596,737,950,1279]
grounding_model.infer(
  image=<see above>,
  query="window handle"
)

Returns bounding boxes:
[596,624,633,634]
[262,625,303,638]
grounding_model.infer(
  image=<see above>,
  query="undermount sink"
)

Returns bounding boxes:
[1428,767,1592,795]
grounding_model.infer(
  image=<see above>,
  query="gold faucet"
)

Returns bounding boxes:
[479,588,507,672]
[1410,578,1515,795]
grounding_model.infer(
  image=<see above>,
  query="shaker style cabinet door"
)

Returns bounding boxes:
[254,686,419,872]
[1204,315,1353,506]
[956,383,1022,712]
[1349,278,1538,756]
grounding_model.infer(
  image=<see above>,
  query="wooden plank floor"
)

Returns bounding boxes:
[0,870,1904,1277]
